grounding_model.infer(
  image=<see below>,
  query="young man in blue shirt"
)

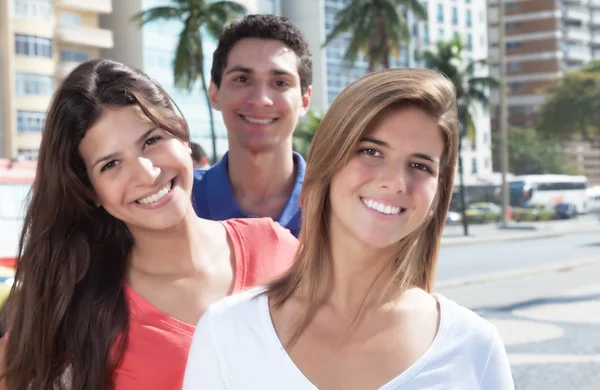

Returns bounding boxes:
[192,15,312,237]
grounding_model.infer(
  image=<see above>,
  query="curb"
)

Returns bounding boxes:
[436,256,600,289]
[441,226,600,247]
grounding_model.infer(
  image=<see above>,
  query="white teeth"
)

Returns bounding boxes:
[242,116,276,124]
[362,198,402,215]
[136,180,173,205]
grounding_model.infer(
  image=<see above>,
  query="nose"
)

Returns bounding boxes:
[247,84,273,106]
[380,164,408,194]
[132,157,160,186]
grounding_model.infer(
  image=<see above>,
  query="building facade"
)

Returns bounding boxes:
[0,0,113,160]
[488,0,600,185]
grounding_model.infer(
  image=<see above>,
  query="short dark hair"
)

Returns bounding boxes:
[190,142,207,163]
[211,14,312,94]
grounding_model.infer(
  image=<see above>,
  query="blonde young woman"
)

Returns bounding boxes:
[182,68,514,390]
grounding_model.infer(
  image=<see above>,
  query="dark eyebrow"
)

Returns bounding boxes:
[92,127,158,168]
[360,136,440,164]
[224,65,295,78]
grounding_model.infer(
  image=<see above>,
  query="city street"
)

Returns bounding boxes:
[437,224,600,390]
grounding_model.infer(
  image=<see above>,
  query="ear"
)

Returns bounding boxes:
[299,85,312,116]
[208,81,221,111]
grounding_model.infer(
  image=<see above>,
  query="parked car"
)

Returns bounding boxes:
[513,203,555,222]
[554,203,577,219]
[465,202,502,224]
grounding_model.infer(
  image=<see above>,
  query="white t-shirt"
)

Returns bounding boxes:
[183,287,514,390]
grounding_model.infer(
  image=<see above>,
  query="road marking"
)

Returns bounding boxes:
[436,257,600,289]
[509,353,600,365]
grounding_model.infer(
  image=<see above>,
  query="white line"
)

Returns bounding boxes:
[509,353,600,365]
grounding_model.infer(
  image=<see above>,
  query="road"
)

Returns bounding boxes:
[437,232,599,281]
[436,231,600,390]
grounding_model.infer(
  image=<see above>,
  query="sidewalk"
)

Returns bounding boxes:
[441,216,600,247]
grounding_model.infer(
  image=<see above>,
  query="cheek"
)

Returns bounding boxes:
[93,177,125,207]
[412,178,439,206]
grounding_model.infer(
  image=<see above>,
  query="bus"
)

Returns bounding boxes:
[0,159,36,220]
[588,185,600,213]
[508,174,589,214]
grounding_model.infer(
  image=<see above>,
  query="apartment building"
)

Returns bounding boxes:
[0,0,113,160]
[488,0,600,129]
[100,0,275,160]
[282,0,494,185]
[488,0,600,185]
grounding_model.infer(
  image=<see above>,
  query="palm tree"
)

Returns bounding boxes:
[324,0,427,72]
[422,36,499,236]
[133,0,246,164]
[293,110,323,158]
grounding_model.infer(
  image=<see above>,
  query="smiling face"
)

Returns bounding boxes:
[209,38,311,154]
[78,105,194,233]
[328,106,444,250]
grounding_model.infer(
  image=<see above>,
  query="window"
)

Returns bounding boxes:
[15,73,54,96]
[466,9,472,27]
[509,82,522,91]
[60,49,88,62]
[17,111,45,133]
[537,182,587,191]
[506,61,521,71]
[438,28,444,39]
[452,6,458,25]
[59,12,81,26]
[466,33,473,50]
[15,34,52,58]
[485,158,490,169]
[17,149,39,161]
[437,3,444,23]
[423,26,430,44]
[472,158,478,174]
[12,0,51,21]
[506,42,521,50]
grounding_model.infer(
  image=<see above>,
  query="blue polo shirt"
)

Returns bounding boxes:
[191,152,305,237]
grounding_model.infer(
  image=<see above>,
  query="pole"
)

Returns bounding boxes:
[498,0,510,226]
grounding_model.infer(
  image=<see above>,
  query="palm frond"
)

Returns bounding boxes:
[131,6,183,25]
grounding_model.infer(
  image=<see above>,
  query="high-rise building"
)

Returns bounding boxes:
[100,0,274,160]
[0,0,114,160]
[488,0,600,185]
[281,0,494,185]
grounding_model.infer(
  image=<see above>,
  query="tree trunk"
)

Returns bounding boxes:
[458,130,470,236]
[200,74,218,164]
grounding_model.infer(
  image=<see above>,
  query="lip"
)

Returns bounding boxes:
[132,177,177,209]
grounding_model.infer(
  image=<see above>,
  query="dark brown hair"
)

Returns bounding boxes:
[211,14,312,94]
[1,59,189,389]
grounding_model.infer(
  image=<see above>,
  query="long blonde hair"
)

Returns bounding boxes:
[268,68,459,342]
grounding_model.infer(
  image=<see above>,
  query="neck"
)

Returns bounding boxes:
[325,228,398,314]
[227,141,296,201]
[128,211,211,276]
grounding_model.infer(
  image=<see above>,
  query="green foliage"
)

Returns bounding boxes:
[537,60,600,142]
[324,0,427,71]
[422,36,498,145]
[492,128,579,175]
[293,110,324,159]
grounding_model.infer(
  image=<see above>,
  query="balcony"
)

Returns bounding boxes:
[563,6,591,23]
[563,45,592,62]
[55,0,112,14]
[563,27,590,42]
[591,0,600,9]
[591,33,600,46]
[591,14,600,26]
[55,25,113,49]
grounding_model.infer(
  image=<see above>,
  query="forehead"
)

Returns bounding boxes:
[79,106,154,158]
[225,38,300,76]
[366,106,444,154]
